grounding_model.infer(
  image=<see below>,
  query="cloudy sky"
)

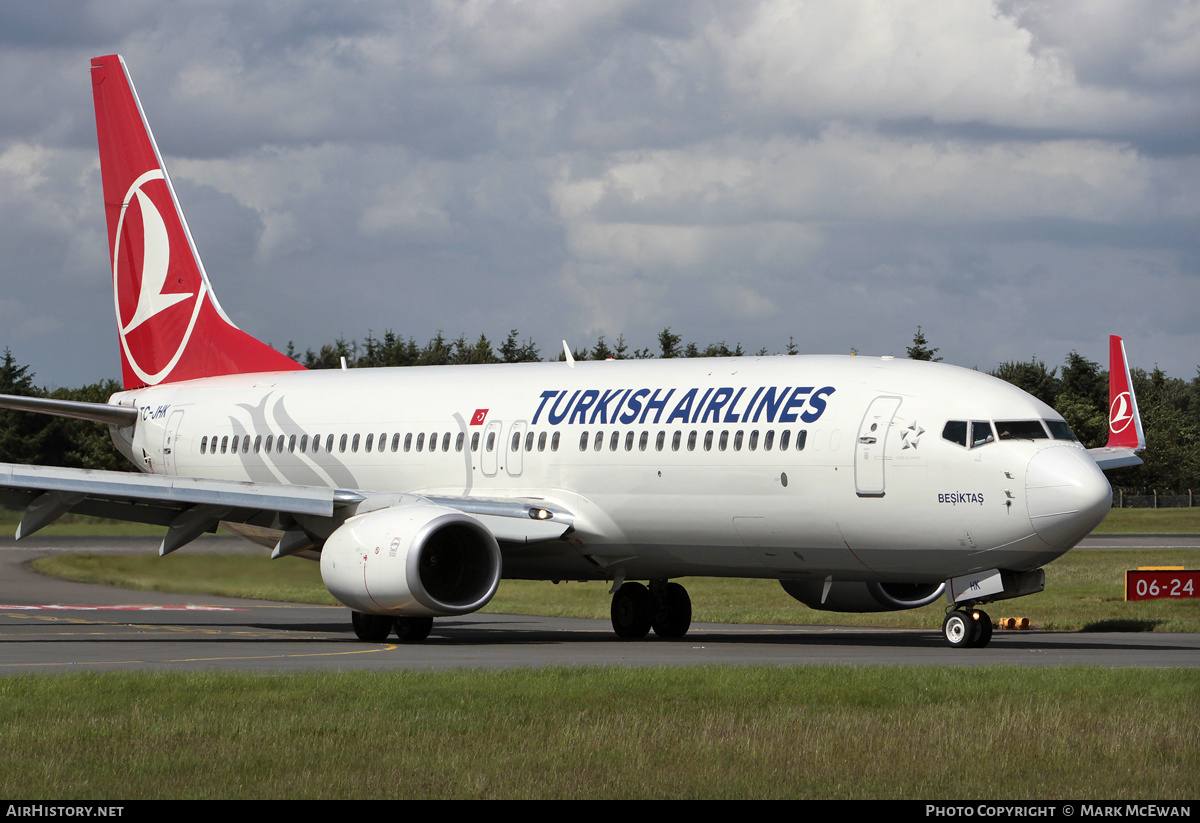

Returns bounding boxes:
[1,0,1197,388]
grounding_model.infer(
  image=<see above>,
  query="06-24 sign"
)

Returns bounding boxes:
[1125,568,1198,601]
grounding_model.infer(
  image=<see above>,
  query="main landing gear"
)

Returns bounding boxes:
[351,611,434,643]
[942,606,993,649]
[610,580,692,640]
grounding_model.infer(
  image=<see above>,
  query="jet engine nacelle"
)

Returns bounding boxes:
[320,502,501,616]
[779,579,945,612]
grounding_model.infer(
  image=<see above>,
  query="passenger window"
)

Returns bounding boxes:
[625,431,634,451]
[748,430,758,451]
[326,434,334,453]
[405,433,413,452]
[429,433,438,451]
[609,431,619,451]
[594,432,604,451]
[391,433,400,452]
[525,432,534,452]
[579,432,589,451]
[537,432,546,452]
[655,431,665,451]
[231,435,240,453]
[471,432,479,452]
[200,436,208,454]
[339,434,348,453]
[763,430,773,451]
[442,433,451,452]
[416,433,425,451]
[672,431,681,451]
[734,430,744,451]
[365,433,374,452]
[716,431,726,451]
[511,432,520,452]
[779,430,790,450]
[253,435,262,454]
[221,436,228,454]
[704,431,714,451]
[796,430,807,450]
[242,436,250,454]
[687,431,697,451]
[486,432,496,452]
[551,432,560,451]
[639,431,649,451]
[456,432,465,452]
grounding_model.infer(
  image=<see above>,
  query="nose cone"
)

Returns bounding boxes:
[1026,446,1112,549]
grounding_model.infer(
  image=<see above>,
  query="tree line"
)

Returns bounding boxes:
[2,326,1197,493]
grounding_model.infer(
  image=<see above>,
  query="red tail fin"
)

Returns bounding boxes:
[1106,335,1145,452]
[91,54,304,389]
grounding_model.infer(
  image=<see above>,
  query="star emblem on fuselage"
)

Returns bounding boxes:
[900,421,924,449]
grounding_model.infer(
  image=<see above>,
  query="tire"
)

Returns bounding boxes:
[970,610,993,648]
[942,610,978,649]
[351,611,393,642]
[611,582,653,639]
[393,616,434,642]
[651,582,692,639]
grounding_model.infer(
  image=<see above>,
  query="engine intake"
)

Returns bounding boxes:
[320,502,501,616]
[779,579,945,612]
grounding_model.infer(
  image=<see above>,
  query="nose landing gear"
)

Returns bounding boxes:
[942,607,993,648]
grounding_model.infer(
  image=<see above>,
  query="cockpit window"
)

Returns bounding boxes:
[942,420,968,447]
[995,420,1049,440]
[943,420,995,449]
[1045,420,1077,441]
[970,421,994,448]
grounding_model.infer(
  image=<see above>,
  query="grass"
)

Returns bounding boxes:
[0,667,1196,799]
[32,549,1200,632]
[1100,507,1200,534]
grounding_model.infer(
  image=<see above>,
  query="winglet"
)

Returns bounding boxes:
[1105,335,1145,453]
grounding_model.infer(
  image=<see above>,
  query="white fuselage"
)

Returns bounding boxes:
[110,354,1112,585]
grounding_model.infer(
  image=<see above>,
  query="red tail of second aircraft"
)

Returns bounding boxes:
[91,54,304,390]
[1105,335,1146,453]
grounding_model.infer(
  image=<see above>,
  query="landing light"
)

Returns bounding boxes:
[530,508,553,521]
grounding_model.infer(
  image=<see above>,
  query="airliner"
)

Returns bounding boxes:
[0,55,1146,649]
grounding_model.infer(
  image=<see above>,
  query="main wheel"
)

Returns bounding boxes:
[351,611,393,642]
[651,582,692,639]
[611,582,653,639]
[942,610,979,648]
[394,616,434,642]
[970,609,993,648]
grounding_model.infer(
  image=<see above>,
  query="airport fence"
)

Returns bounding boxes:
[1112,489,1195,508]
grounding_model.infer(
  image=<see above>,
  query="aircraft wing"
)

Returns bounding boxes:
[0,462,573,556]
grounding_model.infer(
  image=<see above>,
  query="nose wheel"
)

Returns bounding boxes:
[942,608,993,648]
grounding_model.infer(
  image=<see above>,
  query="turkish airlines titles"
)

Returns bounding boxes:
[529,385,837,427]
